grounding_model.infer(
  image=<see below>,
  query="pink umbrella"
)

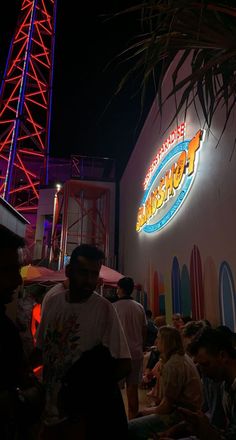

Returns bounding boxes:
[99,265,124,286]
[22,264,125,287]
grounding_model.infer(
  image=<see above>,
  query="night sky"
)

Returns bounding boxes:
[0,0,155,180]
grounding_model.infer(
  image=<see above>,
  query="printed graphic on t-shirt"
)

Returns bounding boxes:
[44,313,81,386]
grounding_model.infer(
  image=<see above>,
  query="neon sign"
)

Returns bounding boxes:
[143,122,186,190]
[136,129,204,233]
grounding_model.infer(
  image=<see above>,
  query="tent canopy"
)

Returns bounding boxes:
[21,264,125,287]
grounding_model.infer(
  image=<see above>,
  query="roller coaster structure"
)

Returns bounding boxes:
[0,0,57,214]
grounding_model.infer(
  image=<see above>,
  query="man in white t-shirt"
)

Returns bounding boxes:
[114,277,147,420]
[35,244,131,439]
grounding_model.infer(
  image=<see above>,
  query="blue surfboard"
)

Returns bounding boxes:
[219,261,236,331]
[171,256,181,314]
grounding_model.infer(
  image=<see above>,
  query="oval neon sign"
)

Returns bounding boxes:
[136,129,204,233]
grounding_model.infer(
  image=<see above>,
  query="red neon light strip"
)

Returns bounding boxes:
[0,78,21,117]
[26,97,47,109]
[0,0,55,207]
[16,153,39,199]
[29,59,47,103]
[8,39,28,76]
[17,206,38,212]
[0,154,37,178]
[24,102,45,150]
[0,127,14,152]
[17,131,44,141]
[19,149,44,157]
[10,181,40,194]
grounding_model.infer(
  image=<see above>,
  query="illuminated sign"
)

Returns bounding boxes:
[143,122,186,190]
[136,129,204,233]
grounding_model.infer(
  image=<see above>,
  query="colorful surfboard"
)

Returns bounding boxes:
[203,257,220,326]
[158,273,166,315]
[180,264,191,316]
[190,245,204,319]
[171,256,181,314]
[219,261,236,331]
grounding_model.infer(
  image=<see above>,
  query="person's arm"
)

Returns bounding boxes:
[104,303,131,379]
[141,396,174,416]
[177,407,222,440]
[159,421,193,439]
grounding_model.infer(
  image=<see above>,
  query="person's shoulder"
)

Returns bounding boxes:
[166,353,185,367]
[44,282,65,299]
[184,353,196,367]
[91,292,113,307]
[46,282,65,295]
[132,299,146,312]
[43,283,66,307]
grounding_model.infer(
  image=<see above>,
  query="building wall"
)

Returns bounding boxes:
[119,56,236,329]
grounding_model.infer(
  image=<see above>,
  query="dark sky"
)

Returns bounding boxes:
[1,0,154,179]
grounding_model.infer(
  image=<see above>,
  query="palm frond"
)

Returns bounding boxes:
[115,0,236,137]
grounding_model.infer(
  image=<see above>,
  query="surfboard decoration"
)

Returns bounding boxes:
[180,264,191,316]
[190,245,204,319]
[203,257,220,326]
[219,261,236,331]
[171,256,182,314]
[153,270,159,316]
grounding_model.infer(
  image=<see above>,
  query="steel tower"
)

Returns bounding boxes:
[0,0,57,214]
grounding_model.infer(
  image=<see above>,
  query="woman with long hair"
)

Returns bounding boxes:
[128,326,203,439]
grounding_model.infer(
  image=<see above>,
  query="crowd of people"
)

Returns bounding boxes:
[1,223,236,440]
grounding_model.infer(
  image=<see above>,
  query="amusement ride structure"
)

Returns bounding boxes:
[0,0,115,264]
[0,0,57,214]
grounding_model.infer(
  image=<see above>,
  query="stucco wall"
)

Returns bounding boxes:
[119,55,236,329]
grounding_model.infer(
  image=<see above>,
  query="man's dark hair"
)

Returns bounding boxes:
[0,225,25,250]
[146,309,153,319]
[188,327,236,359]
[216,325,233,338]
[117,277,134,296]
[70,243,105,266]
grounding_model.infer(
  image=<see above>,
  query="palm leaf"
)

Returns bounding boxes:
[114,0,236,138]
